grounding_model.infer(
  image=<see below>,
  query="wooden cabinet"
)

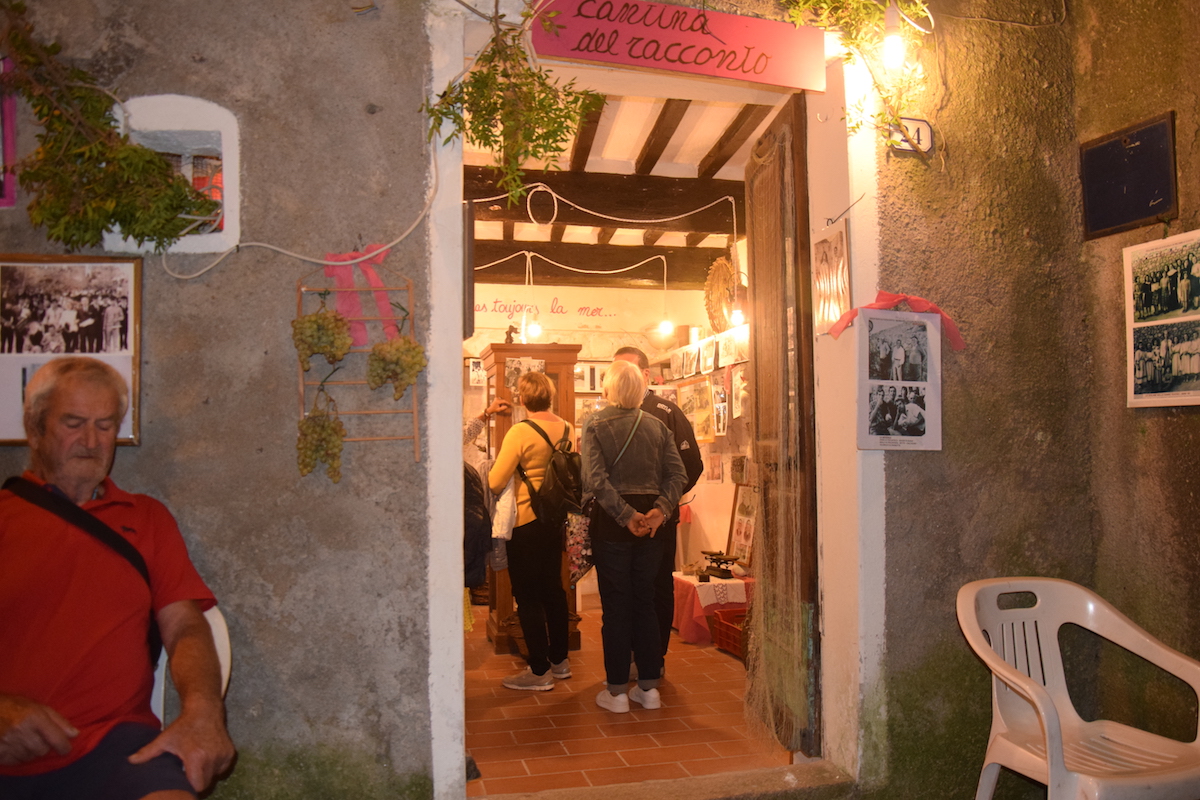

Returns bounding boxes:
[480,343,582,655]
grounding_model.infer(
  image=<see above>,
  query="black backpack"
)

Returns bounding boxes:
[515,420,582,530]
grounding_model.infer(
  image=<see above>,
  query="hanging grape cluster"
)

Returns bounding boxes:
[292,298,353,372]
[297,391,346,482]
[367,336,428,400]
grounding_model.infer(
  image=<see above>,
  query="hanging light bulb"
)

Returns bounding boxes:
[527,316,543,338]
[883,0,905,71]
[730,308,745,327]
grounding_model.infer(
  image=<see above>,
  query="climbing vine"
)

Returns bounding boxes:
[0,1,219,251]
[422,0,604,204]
[781,0,933,161]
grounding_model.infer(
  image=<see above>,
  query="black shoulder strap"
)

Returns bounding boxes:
[3,476,162,666]
[519,419,555,448]
[3,476,150,586]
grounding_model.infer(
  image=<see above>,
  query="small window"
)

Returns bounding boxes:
[103,95,239,254]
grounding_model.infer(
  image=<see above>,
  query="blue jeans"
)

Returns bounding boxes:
[594,536,664,691]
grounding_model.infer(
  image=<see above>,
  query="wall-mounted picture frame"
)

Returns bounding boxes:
[681,345,699,377]
[677,374,715,443]
[726,484,755,564]
[857,308,941,451]
[1124,226,1200,407]
[700,338,717,373]
[0,255,141,444]
[467,357,486,386]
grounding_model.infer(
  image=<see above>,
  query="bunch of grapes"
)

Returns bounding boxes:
[366,336,428,400]
[297,394,346,482]
[292,301,353,372]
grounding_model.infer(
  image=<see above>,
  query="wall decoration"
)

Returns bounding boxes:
[575,395,607,434]
[468,358,486,386]
[1124,227,1200,407]
[857,308,941,450]
[726,485,755,564]
[705,450,724,482]
[573,361,609,394]
[670,350,683,380]
[701,338,717,373]
[731,363,748,419]
[714,402,728,436]
[812,220,850,334]
[1081,113,1177,240]
[649,385,677,404]
[677,374,715,443]
[682,345,700,376]
[0,255,140,444]
[504,357,545,391]
[730,455,748,485]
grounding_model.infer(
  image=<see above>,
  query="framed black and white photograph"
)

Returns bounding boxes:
[857,308,941,450]
[0,255,140,444]
[468,358,486,386]
[504,357,545,392]
[1125,228,1200,407]
[700,338,717,373]
[726,485,755,565]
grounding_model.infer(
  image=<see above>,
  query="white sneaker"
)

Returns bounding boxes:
[630,686,661,709]
[596,689,630,713]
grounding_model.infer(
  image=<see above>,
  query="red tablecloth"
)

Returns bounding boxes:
[672,573,755,644]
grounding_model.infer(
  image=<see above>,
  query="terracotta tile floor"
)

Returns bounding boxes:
[464,593,791,797]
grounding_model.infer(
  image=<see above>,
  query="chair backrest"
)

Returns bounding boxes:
[151,605,232,725]
[957,578,1098,732]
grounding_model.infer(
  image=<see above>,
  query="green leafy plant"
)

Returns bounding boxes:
[782,0,932,162]
[422,1,604,204]
[0,1,219,250]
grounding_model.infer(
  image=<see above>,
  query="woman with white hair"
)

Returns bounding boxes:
[581,359,687,713]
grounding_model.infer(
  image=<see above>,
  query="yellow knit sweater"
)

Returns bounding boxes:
[488,418,571,527]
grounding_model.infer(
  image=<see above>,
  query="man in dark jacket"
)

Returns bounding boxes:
[612,347,703,661]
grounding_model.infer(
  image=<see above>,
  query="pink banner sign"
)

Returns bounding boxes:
[531,0,825,92]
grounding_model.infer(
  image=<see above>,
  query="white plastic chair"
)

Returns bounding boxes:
[151,606,232,725]
[957,577,1200,800]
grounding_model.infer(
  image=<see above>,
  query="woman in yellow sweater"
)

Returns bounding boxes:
[487,372,572,691]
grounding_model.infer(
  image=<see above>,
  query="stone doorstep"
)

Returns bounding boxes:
[477,760,855,800]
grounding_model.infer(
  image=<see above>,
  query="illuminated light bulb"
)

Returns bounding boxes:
[883,1,904,71]
[527,318,543,338]
[730,309,745,327]
[658,319,675,336]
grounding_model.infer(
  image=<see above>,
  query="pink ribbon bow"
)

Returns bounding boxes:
[322,245,399,346]
[829,290,966,350]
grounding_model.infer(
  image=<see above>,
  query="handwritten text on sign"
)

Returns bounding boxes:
[530,0,825,92]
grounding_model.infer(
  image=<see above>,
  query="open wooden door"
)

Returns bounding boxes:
[743,93,821,755]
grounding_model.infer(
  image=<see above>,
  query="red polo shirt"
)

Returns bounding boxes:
[0,472,216,776]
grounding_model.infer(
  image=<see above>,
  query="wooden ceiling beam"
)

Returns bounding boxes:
[550,223,567,243]
[466,167,744,236]
[473,240,721,289]
[569,103,605,172]
[643,228,666,246]
[635,98,692,176]
[596,228,617,246]
[684,232,710,248]
[697,103,773,179]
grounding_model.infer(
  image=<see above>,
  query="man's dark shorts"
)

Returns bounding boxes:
[0,722,194,800]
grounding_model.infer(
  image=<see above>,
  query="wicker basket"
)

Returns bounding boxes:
[709,608,748,660]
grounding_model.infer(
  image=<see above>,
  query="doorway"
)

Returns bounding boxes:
[461,60,824,794]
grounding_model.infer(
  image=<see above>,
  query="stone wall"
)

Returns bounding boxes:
[870,0,1200,796]
[0,2,436,796]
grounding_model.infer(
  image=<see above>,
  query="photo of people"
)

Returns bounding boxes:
[1,263,132,355]
[857,308,941,450]
[866,317,929,383]
[1125,229,1200,407]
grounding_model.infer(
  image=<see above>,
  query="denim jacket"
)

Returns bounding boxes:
[581,406,687,527]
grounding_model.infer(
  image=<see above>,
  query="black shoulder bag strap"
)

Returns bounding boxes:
[3,476,163,666]
[514,419,565,515]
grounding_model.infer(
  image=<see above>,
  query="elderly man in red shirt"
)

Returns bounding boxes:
[0,357,234,800]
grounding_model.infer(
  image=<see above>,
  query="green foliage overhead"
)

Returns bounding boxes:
[0,1,219,251]
[781,0,929,57]
[422,8,604,205]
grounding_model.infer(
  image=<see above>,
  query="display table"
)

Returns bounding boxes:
[672,573,755,644]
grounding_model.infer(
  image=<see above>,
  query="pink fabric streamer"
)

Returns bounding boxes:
[322,245,398,346]
[828,290,966,350]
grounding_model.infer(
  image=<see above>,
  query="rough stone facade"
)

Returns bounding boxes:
[0,2,436,796]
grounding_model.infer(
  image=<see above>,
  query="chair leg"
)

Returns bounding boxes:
[974,762,1001,800]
